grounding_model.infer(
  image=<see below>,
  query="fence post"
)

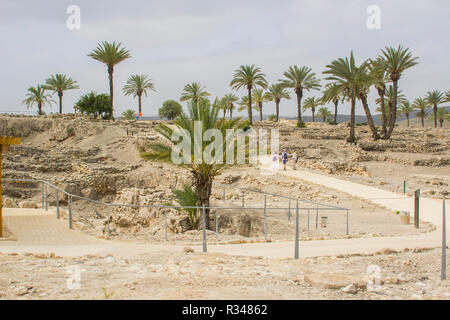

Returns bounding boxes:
[202,206,207,253]
[241,189,244,207]
[295,200,299,259]
[56,190,60,219]
[264,195,267,240]
[68,196,73,229]
[315,204,319,229]
[45,184,48,211]
[288,199,291,221]
[442,197,447,280]
[41,182,44,209]
[346,209,349,236]
[222,185,226,201]
[414,189,420,228]
[164,211,168,242]
[307,209,310,232]
[215,210,219,241]
[403,180,406,194]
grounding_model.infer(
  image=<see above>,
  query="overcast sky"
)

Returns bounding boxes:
[1,0,449,117]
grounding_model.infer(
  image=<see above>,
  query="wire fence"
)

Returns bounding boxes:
[2,178,350,259]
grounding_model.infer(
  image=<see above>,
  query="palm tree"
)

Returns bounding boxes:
[140,100,245,229]
[280,66,320,127]
[369,57,389,137]
[222,93,239,120]
[303,97,322,122]
[322,83,344,124]
[445,90,450,103]
[375,85,407,125]
[398,100,413,127]
[230,65,268,125]
[379,45,418,138]
[264,84,291,122]
[412,97,428,127]
[180,82,210,104]
[318,107,332,122]
[436,107,449,127]
[324,52,379,142]
[123,74,156,116]
[425,90,445,128]
[252,89,267,121]
[22,85,55,115]
[121,109,137,120]
[43,74,79,114]
[88,41,131,117]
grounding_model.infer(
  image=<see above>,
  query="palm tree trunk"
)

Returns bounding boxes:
[433,104,437,128]
[138,94,142,116]
[377,89,387,137]
[385,80,399,139]
[247,87,253,125]
[108,66,114,119]
[440,119,443,127]
[421,113,424,127]
[193,172,213,230]
[360,95,379,140]
[58,92,63,114]
[406,114,410,127]
[229,105,233,120]
[38,102,42,116]
[276,100,280,122]
[223,108,226,119]
[296,90,303,127]
[333,100,338,124]
[322,115,326,122]
[312,108,315,122]
[259,102,263,121]
[348,96,356,143]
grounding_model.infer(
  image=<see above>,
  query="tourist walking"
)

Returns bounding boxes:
[281,149,288,171]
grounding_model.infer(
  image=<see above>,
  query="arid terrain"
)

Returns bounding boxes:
[1,114,449,299]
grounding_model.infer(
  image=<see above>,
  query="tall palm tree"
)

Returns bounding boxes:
[140,100,245,229]
[425,90,445,128]
[324,52,380,142]
[180,82,210,104]
[252,89,267,121]
[43,74,79,114]
[264,84,291,122]
[280,66,320,127]
[303,97,322,122]
[318,107,332,122]
[412,97,428,127]
[88,41,131,117]
[123,74,156,116]
[230,65,268,125]
[222,93,239,120]
[368,57,389,137]
[398,100,413,127]
[322,83,344,124]
[379,45,418,138]
[22,85,55,115]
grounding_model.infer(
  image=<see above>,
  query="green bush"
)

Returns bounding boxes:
[267,114,277,122]
[172,184,199,229]
[158,100,182,120]
[121,109,137,120]
[75,92,112,119]
[297,120,306,128]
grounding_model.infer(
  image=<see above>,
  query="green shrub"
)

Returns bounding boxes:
[158,100,182,120]
[267,114,277,122]
[297,120,306,128]
[121,109,137,120]
[172,184,199,229]
[75,92,112,119]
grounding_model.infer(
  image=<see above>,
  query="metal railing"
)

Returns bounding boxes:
[3,178,351,259]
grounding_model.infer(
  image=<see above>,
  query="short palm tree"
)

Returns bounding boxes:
[140,100,246,229]
[264,84,291,122]
[412,97,428,127]
[252,89,267,121]
[43,74,79,114]
[222,93,239,120]
[280,66,320,127]
[425,90,445,128]
[445,90,450,103]
[121,109,137,120]
[22,85,55,115]
[123,74,156,116]
[230,65,268,125]
[436,107,449,128]
[398,100,413,127]
[303,97,322,122]
[318,107,332,123]
[379,45,418,138]
[88,41,131,117]
[180,82,210,104]
[369,57,389,136]
[322,83,345,124]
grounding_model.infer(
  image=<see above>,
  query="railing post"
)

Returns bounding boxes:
[241,189,244,207]
[215,210,219,241]
[44,184,48,211]
[414,189,420,228]
[164,211,168,242]
[41,182,44,209]
[288,199,291,221]
[56,190,60,219]
[68,196,73,229]
[346,209,349,235]
[295,200,299,259]
[403,180,406,194]
[264,195,267,240]
[315,204,319,229]
[202,206,207,253]
[442,197,447,280]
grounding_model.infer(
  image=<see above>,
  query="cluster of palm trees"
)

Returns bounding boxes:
[23,41,156,117]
